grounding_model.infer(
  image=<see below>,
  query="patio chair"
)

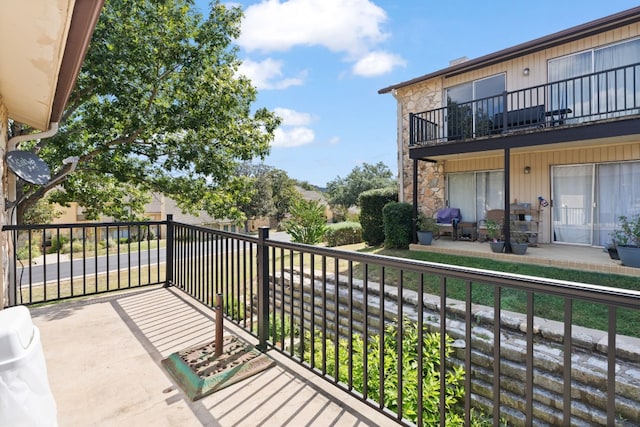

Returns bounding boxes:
[478,209,504,241]
[435,208,462,239]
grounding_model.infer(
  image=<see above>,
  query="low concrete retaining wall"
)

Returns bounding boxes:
[269,270,640,426]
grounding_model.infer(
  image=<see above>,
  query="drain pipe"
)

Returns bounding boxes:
[8,121,59,152]
[5,122,59,307]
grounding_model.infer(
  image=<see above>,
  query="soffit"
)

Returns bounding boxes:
[0,0,103,131]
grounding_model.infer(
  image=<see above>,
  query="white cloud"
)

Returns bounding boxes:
[274,107,313,126]
[237,58,306,90]
[238,0,389,56]
[352,50,406,77]
[273,127,315,148]
[271,107,315,148]
[328,136,340,145]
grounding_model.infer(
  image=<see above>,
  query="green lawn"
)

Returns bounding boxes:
[359,247,639,337]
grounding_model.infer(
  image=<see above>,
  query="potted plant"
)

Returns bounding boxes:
[485,219,504,253]
[416,213,439,245]
[611,214,640,268]
[605,240,619,260]
[509,227,529,255]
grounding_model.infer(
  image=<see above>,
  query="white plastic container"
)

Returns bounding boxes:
[0,306,57,426]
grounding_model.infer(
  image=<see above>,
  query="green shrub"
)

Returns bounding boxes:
[283,199,327,245]
[359,187,397,246]
[48,235,69,253]
[383,202,413,249]
[324,222,363,247]
[330,205,348,223]
[60,240,85,254]
[306,319,477,425]
[16,243,42,260]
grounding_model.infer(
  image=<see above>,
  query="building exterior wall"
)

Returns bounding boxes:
[395,80,445,216]
[394,21,640,241]
[442,141,640,243]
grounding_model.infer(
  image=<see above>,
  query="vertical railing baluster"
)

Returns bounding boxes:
[465,280,472,426]
[417,273,424,427]
[256,227,269,351]
[397,270,403,420]
[494,285,502,423]
[526,291,534,426]
[563,297,573,426]
[607,305,617,427]
[439,276,446,427]
[165,215,174,287]
[378,265,385,409]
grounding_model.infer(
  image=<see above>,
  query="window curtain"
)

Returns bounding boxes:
[594,38,640,115]
[448,171,504,222]
[475,171,504,221]
[447,173,475,222]
[596,162,640,245]
[552,165,593,244]
[548,51,592,116]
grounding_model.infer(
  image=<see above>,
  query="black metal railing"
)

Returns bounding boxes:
[410,62,640,146]
[4,217,640,426]
[3,220,165,306]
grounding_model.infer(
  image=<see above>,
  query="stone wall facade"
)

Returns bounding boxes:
[394,80,447,216]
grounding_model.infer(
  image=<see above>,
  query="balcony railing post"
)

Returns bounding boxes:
[257,227,270,351]
[501,91,508,134]
[165,214,174,287]
[409,112,415,146]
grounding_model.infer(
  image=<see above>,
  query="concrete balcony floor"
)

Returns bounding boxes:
[31,286,396,427]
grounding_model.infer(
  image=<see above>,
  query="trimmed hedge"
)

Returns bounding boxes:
[325,222,363,247]
[383,202,413,249]
[359,187,397,246]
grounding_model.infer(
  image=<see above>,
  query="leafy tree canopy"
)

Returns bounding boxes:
[326,162,396,208]
[234,163,300,229]
[12,0,280,223]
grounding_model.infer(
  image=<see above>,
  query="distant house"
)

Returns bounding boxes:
[379,7,640,247]
[54,193,242,239]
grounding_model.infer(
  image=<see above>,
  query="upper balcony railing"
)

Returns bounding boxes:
[410,62,640,146]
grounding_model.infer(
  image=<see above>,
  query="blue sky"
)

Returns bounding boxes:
[195,1,639,187]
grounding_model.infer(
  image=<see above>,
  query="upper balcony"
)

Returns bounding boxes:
[409,62,640,154]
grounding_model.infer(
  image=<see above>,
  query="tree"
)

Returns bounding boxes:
[233,163,299,230]
[268,168,299,224]
[22,196,62,225]
[283,199,327,245]
[11,0,279,223]
[234,163,274,231]
[326,162,396,209]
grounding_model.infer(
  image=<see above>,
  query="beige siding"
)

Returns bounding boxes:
[438,141,640,243]
[440,23,640,95]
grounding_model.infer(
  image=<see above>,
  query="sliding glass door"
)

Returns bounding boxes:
[552,161,640,245]
[447,170,504,222]
[446,74,505,139]
[551,165,594,244]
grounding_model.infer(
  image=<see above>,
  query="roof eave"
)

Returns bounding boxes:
[378,6,640,94]
[50,0,105,125]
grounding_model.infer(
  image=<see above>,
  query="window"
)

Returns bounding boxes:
[551,161,640,246]
[447,170,504,222]
[548,38,640,119]
[445,74,505,139]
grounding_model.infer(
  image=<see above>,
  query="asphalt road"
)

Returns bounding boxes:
[16,232,292,287]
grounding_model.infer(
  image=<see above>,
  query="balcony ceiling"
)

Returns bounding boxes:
[0,0,104,131]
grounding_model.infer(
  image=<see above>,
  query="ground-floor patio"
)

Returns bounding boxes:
[31,286,397,427]
[410,239,638,277]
